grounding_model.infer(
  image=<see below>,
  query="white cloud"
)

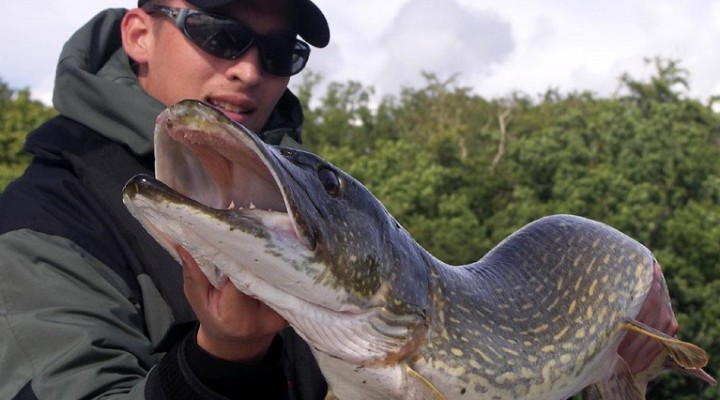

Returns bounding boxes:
[2,0,134,103]
[376,0,514,94]
[3,0,720,105]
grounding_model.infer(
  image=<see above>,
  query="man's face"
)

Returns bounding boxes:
[136,0,293,133]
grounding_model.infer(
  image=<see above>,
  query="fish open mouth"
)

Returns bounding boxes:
[133,100,312,286]
[154,102,288,221]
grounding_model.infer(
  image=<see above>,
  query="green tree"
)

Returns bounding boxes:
[295,71,376,152]
[0,80,56,191]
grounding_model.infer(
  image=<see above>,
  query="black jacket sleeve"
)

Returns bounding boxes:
[146,324,289,400]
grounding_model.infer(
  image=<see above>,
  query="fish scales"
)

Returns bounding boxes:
[410,216,652,398]
[123,100,715,400]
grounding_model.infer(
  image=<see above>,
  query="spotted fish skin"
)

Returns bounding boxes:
[122,100,714,400]
[414,215,654,399]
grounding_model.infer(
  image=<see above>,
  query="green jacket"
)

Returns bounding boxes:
[0,8,325,400]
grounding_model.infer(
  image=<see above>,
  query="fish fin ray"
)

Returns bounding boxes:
[579,383,606,400]
[676,365,718,385]
[406,367,447,400]
[623,318,709,369]
[581,357,644,400]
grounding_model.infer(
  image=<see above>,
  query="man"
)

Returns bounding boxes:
[0,0,328,398]
[0,0,680,399]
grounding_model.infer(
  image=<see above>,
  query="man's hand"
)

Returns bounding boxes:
[618,261,678,374]
[179,247,288,363]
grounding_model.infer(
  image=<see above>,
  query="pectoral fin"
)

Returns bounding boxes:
[623,318,709,369]
[582,319,715,400]
[324,389,339,400]
[581,357,644,400]
[406,367,447,400]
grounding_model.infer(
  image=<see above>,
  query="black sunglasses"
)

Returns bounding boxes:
[144,5,310,76]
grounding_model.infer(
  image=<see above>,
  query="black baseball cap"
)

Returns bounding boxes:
[137,0,330,47]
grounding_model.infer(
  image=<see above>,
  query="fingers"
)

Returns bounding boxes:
[195,287,288,362]
[177,245,288,362]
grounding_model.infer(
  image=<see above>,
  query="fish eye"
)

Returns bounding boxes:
[318,167,341,196]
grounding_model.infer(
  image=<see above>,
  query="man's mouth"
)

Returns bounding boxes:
[208,98,253,116]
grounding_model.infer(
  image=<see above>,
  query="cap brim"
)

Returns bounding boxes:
[296,0,329,48]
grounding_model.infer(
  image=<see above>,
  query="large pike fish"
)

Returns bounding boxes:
[122,100,715,399]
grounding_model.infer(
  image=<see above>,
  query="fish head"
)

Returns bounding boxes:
[123,100,430,364]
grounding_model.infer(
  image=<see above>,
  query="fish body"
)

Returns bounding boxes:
[123,100,714,399]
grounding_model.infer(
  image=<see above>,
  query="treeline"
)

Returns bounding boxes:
[0,82,56,189]
[1,58,718,398]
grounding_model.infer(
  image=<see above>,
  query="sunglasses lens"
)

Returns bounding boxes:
[259,37,310,76]
[289,41,311,75]
[184,12,253,59]
[180,9,310,76]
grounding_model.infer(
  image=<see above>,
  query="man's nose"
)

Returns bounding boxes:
[226,45,263,85]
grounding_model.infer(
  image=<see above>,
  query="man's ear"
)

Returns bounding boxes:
[122,8,154,65]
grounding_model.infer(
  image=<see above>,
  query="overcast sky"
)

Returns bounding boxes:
[3,0,720,105]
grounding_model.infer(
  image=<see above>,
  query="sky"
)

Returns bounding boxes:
[3,0,720,106]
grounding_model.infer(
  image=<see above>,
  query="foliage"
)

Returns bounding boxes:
[297,59,720,399]
[0,80,56,191]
